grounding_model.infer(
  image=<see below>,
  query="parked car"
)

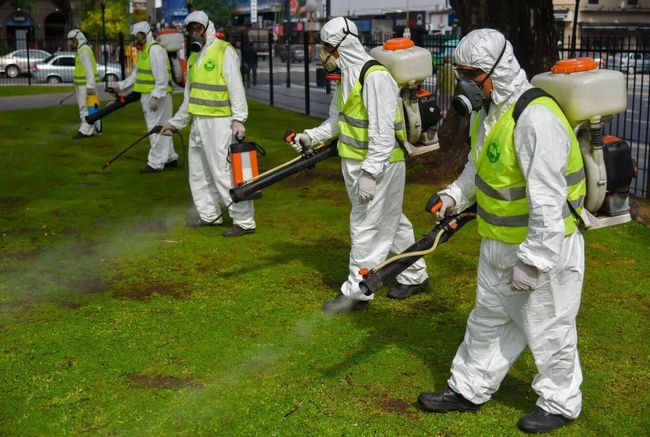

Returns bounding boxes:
[31,52,121,85]
[278,44,305,63]
[0,49,51,78]
[606,52,650,74]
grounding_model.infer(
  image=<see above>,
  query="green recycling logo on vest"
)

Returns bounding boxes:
[487,142,501,163]
[204,60,215,72]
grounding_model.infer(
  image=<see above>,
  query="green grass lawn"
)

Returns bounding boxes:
[0,85,75,97]
[0,97,648,435]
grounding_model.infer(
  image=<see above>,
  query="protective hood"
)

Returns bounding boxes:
[454,28,528,107]
[67,29,88,48]
[321,17,372,101]
[184,10,209,30]
[132,21,154,44]
[184,11,216,49]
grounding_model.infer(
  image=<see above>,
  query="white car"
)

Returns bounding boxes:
[0,49,51,78]
[31,52,121,85]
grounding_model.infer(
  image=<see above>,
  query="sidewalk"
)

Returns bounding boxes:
[0,89,115,112]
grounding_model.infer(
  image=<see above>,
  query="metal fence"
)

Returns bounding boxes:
[243,33,649,198]
[1,31,648,197]
[0,33,134,87]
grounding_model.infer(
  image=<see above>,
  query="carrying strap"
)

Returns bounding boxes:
[359,59,383,92]
[512,87,587,233]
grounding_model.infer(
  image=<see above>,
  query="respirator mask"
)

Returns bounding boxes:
[134,32,148,49]
[189,33,205,52]
[185,23,206,53]
[320,18,358,73]
[68,32,79,51]
[452,41,507,116]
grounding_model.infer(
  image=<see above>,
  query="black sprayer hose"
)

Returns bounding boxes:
[229,141,339,203]
[85,92,141,125]
[359,205,477,296]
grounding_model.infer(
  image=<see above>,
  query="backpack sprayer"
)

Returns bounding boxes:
[359,195,477,296]
[371,38,441,157]
[358,57,638,295]
[532,58,637,229]
[157,29,187,87]
[85,90,141,125]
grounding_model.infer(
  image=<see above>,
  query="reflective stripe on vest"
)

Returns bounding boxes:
[73,46,99,86]
[133,42,173,93]
[187,40,232,117]
[470,96,586,243]
[336,65,405,163]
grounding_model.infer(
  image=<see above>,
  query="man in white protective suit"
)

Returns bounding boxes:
[68,29,100,139]
[417,29,587,435]
[289,17,429,314]
[110,21,178,174]
[160,11,255,237]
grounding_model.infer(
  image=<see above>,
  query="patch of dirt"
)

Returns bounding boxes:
[630,196,650,227]
[77,171,109,177]
[58,301,83,309]
[130,218,172,234]
[123,373,200,390]
[0,197,27,211]
[68,275,109,295]
[378,397,411,414]
[77,182,100,187]
[113,281,192,300]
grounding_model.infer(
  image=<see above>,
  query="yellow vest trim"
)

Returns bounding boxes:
[73,45,99,86]
[134,42,173,93]
[336,65,405,163]
[470,97,586,243]
[187,40,232,117]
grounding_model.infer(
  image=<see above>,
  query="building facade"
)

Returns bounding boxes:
[554,0,650,47]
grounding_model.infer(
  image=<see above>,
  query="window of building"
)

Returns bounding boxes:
[588,0,598,4]
[628,0,638,5]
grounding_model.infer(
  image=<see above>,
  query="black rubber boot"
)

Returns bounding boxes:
[139,165,162,174]
[418,386,482,413]
[517,407,574,434]
[387,279,430,300]
[72,131,93,140]
[223,225,255,237]
[322,293,369,314]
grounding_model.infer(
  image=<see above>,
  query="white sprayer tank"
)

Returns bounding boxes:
[370,38,432,87]
[531,58,627,126]
[157,29,184,52]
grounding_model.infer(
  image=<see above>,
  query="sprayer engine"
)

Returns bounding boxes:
[532,58,636,229]
[370,38,441,157]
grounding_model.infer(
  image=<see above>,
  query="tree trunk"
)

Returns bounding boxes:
[455,0,558,77]
[423,0,559,177]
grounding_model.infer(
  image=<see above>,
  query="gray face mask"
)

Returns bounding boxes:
[189,33,205,52]
[453,78,486,116]
[452,41,507,116]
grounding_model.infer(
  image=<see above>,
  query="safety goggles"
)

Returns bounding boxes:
[453,41,507,83]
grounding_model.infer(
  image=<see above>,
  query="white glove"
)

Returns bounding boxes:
[160,121,177,136]
[436,194,456,219]
[511,260,539,291]
[149,97,160,112]
[358,170,376,203]
[291,133,312,154]
[232,120,246,142]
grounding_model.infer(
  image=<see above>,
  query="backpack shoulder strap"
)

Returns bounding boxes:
[359,59,383,92]
[512,87,556,123]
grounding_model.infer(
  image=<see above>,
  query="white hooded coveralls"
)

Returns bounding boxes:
[118,22,178,170]
[68,30,99,136]
[167,12,254,228]
[440,29,585,419]
[305,17,428,301]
